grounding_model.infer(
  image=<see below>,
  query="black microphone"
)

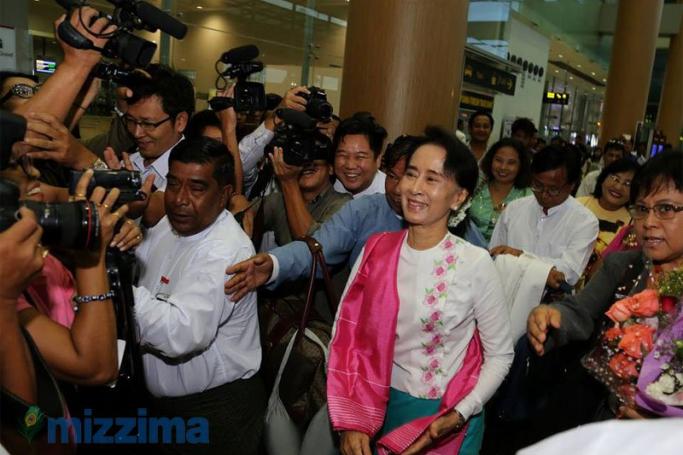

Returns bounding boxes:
[220,45,259,64]
[276,109,317,130]
[134,2,187,39]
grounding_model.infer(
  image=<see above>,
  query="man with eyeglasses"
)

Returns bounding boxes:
[490,145,599,288]
[116,65,194,225]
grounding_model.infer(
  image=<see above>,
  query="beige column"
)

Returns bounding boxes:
[339,0,470,141]
[600,0,664,145]
[656,18,683,149]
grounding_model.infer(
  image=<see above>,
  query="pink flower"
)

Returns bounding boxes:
[445,254,456,264]
[431,334,443,346]
[423,322,435,333]
[628,289,660,317]
[430,311,442,322]
[422,371,434,383]
[443,239,454,250]
[425,294,438,306]
[606,298,633,323]
[429,359,440,370]
[435,266,446,277]
[427,386,441,399]
[618,324,655,358]
[436,282,447,293]
[604,326,623,342]
[661,296,678,314]
[609,353,639,379]
[424,345,436,355]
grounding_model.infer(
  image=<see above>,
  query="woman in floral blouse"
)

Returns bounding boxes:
[327,127,513,455]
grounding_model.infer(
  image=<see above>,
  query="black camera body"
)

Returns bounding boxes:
[209,45,266,113]
[300,86,333,121]
[91,62,137,86]
[69,169,145,205]
[268,109,332,167]
[0,179,101,251]
[56,0,187,68]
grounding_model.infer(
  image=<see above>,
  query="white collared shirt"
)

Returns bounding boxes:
[333,170,386,198]
[129,136,184,191]
[239,121,275,196]
[133,211,260,397]
[489,195,599,285]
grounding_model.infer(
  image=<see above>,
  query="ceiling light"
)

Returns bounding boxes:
[577,64,582,68]
[569,76,573,80]
[196,5,203,9]
[592,87,596,90]
[558,54,563,58]
[602,78,607,82]
[554,69,559,73]
[591,72,596,76]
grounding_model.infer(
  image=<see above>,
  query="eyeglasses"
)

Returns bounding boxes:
[123,114,172,132]
[0,83,38,105]
[530,181,566,197]
[606,174,632,188]
[629,203,683,220]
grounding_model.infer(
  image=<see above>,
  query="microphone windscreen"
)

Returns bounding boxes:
[134,2,187,39]
[220,45,260,64]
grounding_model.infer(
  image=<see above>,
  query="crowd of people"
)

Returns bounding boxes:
[1,6,682,455]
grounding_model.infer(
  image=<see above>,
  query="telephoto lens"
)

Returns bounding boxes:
[69,170,145,205]
[0,179,101,251]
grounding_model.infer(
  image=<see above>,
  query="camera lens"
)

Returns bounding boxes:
[23,201,101,251]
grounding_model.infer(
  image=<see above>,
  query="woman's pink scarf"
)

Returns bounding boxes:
[327,230,483,454]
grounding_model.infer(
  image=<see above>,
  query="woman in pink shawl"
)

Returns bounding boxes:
[327,127,513,455]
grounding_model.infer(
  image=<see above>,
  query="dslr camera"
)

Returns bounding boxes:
[69,169,145,206]
[267,109,333,167]
[299,86,333,122]
[209,45,266,113]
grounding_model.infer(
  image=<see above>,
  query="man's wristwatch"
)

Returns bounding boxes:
[90,158,108,170]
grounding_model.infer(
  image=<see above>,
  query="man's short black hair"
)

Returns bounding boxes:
[480,138,532,188]
[468,110,494,129]
[630,150,683,204]
[603,139,626,155]
[593,158,640,199]
[333,112,387,157]
[0,71,38,87]
[382,134,421,173]
[169,137,234,187]
[511,117,537,136]
[531,145,581,185]
[185,110,221,139]
[126,64,195,119]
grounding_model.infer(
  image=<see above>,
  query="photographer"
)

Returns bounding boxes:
[2,159,142,386]
[255,139,351,246]
[240,86,338,196]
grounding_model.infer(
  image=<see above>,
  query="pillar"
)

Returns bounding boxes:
[600,0,663,145]
[339,0,470,141]
[656,17,683,150]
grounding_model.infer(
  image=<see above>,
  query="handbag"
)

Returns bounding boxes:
[262,236,339,455]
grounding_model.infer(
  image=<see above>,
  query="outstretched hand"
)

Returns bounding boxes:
[224,253,274,301]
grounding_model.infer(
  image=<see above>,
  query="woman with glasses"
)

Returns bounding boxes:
[470,138,532,244]
[528,150,683,420]
[576,159,640,282]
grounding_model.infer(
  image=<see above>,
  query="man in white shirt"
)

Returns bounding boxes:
[332,112,388,198]
[121,66,194,225]
[490,145,599,287]
[133,137,264,454]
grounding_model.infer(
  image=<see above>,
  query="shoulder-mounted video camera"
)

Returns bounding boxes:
[55,0,187,68]
[209,45,266,113]
[267,109,332,167]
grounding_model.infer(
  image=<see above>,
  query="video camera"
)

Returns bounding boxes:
[91,62,138,86]
[267,109,333,167]
[55,0,187,68]
[209,45,266,113]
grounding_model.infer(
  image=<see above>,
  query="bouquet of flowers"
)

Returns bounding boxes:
[583,267,683,415]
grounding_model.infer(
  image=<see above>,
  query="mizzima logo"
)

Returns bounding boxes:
[47,408,209,444]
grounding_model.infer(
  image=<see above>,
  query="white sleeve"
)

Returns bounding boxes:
[133,244,246,358]
[488,206,509,249]
[239,122,275,193]
[266,253,279,285]
[454,253,514,420]
[546,211,599,285]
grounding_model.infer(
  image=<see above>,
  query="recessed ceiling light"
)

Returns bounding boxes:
[569,76,573,80]
[592,87,596,90]
[554,69,559,73]
[558,54,563,58]
[577,64,582,68]
[196,5,203,9]
[591,72,596,76]
[602,78,607,82]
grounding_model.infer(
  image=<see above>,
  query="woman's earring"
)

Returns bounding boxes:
[448,199,471,228]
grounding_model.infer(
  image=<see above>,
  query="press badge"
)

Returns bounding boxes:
[154,275,171,302]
